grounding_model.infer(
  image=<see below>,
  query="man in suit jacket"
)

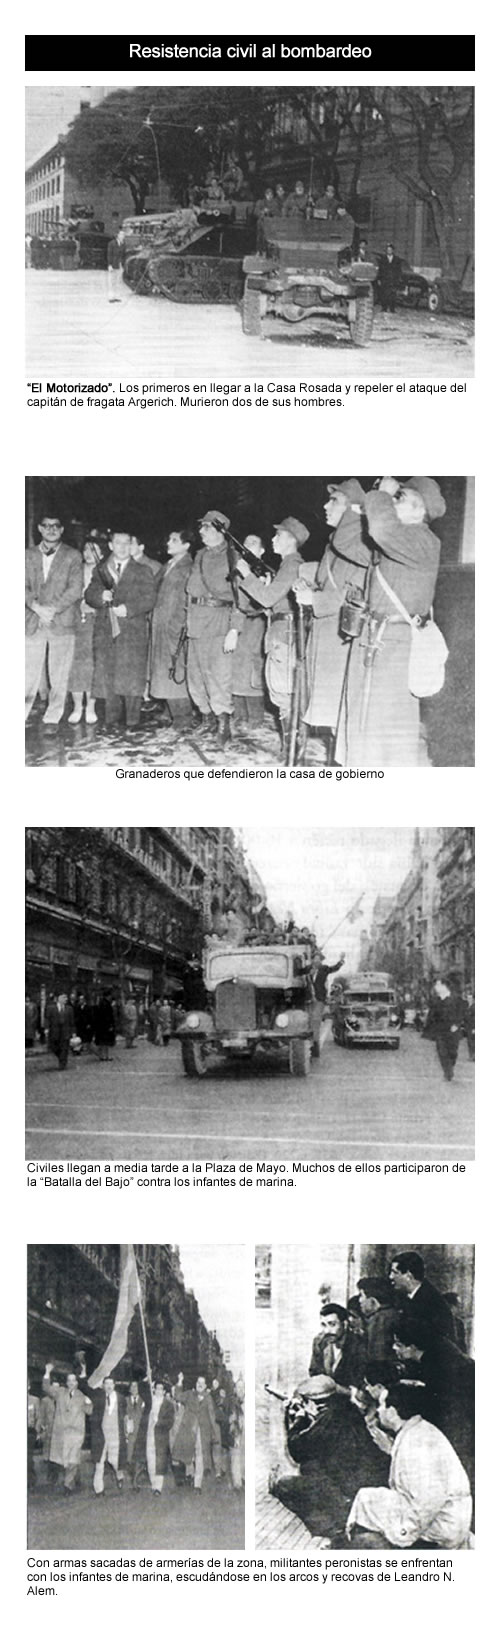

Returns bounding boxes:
[78,1370,127,1496]
[393,1316,474,1497]
[132,1379,176,1493]
[124,1380,145,1467]
[26,516,83,724]
[42,1364,91,1492]
[86,530,154,728]
[47,994,74,1070]
[376,243,403,312]
[389,1252,456,1343]
[309,1302,366,1386]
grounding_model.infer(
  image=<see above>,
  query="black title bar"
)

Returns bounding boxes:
[26,34,475,73]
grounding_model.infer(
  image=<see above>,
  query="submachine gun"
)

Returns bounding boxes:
[210,517,280,587]
[265,1376,350,1464]
[92,556,122,638]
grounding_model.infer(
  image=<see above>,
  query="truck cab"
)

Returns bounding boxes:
[177,944,317,1077]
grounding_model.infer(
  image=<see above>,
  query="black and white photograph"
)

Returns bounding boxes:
[255,1244,474,1550]
[25,475,475,770]
[25,86,474,377]
[25,827,475,1162]
[27,1243,245,1549]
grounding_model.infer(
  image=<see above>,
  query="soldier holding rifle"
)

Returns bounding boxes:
[294,479,368,761]
[186,510,243,749]
[235,516,309,758]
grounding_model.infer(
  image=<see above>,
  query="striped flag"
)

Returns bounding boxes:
[88,1244,140,1387]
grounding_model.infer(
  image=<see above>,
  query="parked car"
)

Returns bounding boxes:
[375,255,442,312]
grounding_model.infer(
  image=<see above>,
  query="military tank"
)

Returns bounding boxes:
[122,201,256,304]
[241,211,377,346]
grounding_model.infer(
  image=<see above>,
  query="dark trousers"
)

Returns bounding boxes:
[435,1032,460,1081]
[105,694,142,728]
[53,1038,70,1069]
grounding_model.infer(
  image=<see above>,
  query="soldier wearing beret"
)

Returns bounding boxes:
[186,511,243,748]
[236,516,309,758]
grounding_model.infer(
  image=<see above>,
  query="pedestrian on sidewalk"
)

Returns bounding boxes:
[107,228,124,301]
[157,997,173,1046]
[147,999,160,1043]
[47,992,74,1070]
[429,978,462,1082]
[463,990,475,1061]
[123,993,138,1049]
[25,994,37,1048]
[94,992,116,1061]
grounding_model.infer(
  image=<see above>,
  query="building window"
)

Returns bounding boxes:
[54,855,68,902]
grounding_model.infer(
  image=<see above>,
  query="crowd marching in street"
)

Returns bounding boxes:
[28,1360,245,1502]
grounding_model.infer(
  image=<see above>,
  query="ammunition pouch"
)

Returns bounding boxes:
[338,585,367,640]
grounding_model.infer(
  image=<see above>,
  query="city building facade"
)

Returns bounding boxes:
[360,828,474,995]
[28,1244,229,1390]
[25,827,266,1016]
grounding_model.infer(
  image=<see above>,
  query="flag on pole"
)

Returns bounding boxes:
[88,1244,140,1388]
[346,894,364,925]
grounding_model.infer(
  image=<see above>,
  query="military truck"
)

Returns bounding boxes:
[241,211,377,345]
[176,944,318,1077]
[122,201,256,304]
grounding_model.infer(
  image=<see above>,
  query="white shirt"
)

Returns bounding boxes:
[348,1415,471,1548]
[40,547,59,583]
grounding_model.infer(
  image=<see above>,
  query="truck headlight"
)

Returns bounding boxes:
[275,1013,289,1028]
[389,1013,399,1025]
[185,1014,200,1030]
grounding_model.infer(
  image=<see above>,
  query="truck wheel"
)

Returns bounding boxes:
[243,281,264,336]
[289,1039,311,1078]
[182,1039,208,1077]
[428,288,441,313]
[350,290,374,346]
[312,1033,321,1060]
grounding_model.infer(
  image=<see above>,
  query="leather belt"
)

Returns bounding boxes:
[269,612,291,625]
[188,596,232,608]
[371,611,428,626]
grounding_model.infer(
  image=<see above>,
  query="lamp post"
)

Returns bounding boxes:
[143,115,162,210]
